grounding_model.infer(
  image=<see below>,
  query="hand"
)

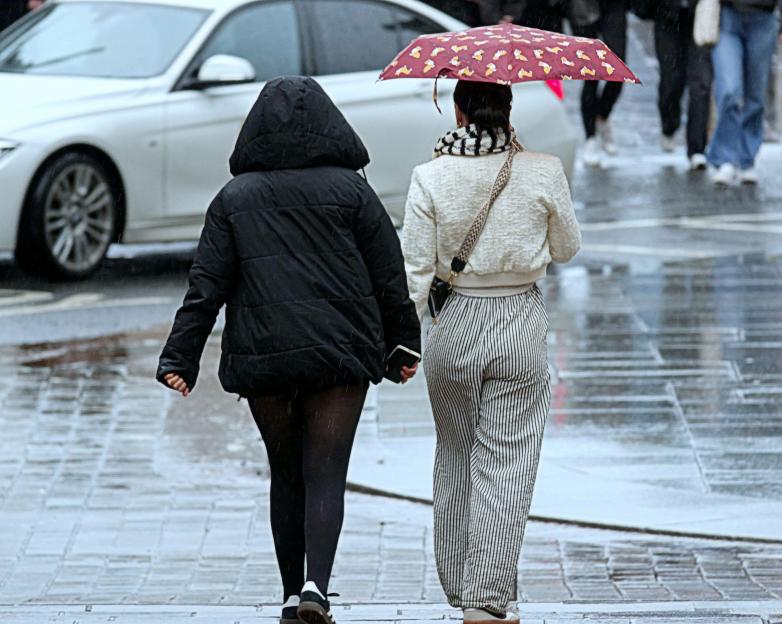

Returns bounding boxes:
[400,363,418,384]
[499,14,515,24]
[164,373,190,397]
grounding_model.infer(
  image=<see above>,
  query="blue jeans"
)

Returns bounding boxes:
[707,5,779,169]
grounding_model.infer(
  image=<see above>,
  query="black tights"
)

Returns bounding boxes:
[249,383,368,600]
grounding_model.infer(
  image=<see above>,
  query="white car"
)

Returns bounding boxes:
[0,0,578,278]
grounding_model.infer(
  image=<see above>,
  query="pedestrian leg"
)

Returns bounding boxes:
[595,2,628,123]
[655,16,687,139]
[461,290,551,613]
[250,395,306,600]
[423,295,484,607]
[299,383,368,595]
[737,10,779,169]
[519,3,563,32]
[685,36,714,157]
[571,22,601,137]
[707,6,745,167]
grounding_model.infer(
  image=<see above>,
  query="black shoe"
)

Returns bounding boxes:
[281,604,301,624]
[297,590,334,624]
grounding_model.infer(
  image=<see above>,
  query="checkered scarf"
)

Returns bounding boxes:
[433,124,516,158]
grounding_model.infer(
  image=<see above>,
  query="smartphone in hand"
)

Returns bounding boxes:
[385,345,421,383]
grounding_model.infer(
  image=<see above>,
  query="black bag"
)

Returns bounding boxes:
[427,259,465,320]
[427,143,520,320]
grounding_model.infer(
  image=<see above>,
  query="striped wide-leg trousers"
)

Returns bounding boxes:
[423,287,551,613]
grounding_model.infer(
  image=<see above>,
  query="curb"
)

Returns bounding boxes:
[346,482,782,546]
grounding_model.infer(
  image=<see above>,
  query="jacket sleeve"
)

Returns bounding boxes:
[545,160,582,263]
[402,168,437,322]
[354,182,422,357]
[156,192,237,391]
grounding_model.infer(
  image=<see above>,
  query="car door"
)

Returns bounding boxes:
[302,0,455,226]
[163,0,304,230]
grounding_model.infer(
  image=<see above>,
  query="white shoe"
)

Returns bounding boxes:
[712,163,737,186]
[597,118,618,155]
[582,137,601,167]
[299,582,333,624]
[739,167,759,185]
[661,134,677,153]
[463,608,520,623]
[301,581,326,599]
[689,153,707,171]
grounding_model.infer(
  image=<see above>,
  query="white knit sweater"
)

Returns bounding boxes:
[402,150,581,320]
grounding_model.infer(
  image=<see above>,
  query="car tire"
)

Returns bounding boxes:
[16,151,120,279]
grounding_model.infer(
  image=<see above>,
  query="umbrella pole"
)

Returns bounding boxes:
[433,73,443,115]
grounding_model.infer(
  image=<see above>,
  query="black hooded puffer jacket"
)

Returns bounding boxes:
[157,76,421,396]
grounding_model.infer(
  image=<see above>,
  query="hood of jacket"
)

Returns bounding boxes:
[229,76,370,176]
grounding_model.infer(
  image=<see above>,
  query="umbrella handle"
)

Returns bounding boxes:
[433,73,443,115]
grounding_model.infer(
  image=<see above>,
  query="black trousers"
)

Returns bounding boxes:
[425,0,482,26]
[654,11,714,156]
[519,2,564,31]
[572,1,628,137]
[249,383,368,599]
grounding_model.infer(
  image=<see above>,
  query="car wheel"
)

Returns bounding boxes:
[17,152,119,279]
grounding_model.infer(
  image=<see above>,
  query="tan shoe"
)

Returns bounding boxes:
[463,608,520,624]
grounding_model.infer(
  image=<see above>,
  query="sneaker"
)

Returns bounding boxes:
[281,595,301,624]
[712,163,737,186]
[596,118,618,155]
[661,134,677,153]
[689,153,707,171]
[463,608,520,623]
[582,137,601,167]
[739,167,759,185]
[298,582,334,624]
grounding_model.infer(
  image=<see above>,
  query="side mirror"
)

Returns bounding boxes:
[184,54,256,89]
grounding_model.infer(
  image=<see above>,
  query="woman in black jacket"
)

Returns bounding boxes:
[157,76,420,624]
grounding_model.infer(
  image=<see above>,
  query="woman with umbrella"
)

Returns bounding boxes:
[381,24,638,620]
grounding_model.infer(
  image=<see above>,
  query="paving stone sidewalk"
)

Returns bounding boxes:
[1,336,782,609]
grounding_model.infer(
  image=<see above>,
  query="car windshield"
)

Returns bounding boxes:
[0,2,209,79]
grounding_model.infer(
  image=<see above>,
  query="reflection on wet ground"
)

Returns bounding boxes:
[545,254,782,499]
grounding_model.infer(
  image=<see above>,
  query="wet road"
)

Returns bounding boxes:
[0,245,194,346]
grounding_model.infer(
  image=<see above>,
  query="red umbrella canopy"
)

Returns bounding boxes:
[379,23,641,85]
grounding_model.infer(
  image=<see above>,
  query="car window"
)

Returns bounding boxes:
[394,5,443,46]
[309,0,440,75]
[195,1,301,82]
[0,2,208,78]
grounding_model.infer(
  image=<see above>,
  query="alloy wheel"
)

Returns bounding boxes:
[43,163,115,274]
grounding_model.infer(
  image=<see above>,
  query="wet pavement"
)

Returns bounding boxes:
[1,335,782,615]
[1,16,782,624]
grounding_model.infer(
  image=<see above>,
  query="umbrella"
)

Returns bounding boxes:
[379,23,641,86]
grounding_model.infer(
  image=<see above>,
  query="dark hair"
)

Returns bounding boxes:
[453,80,513,139]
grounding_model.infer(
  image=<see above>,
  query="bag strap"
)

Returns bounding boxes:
[448,139,522,282]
